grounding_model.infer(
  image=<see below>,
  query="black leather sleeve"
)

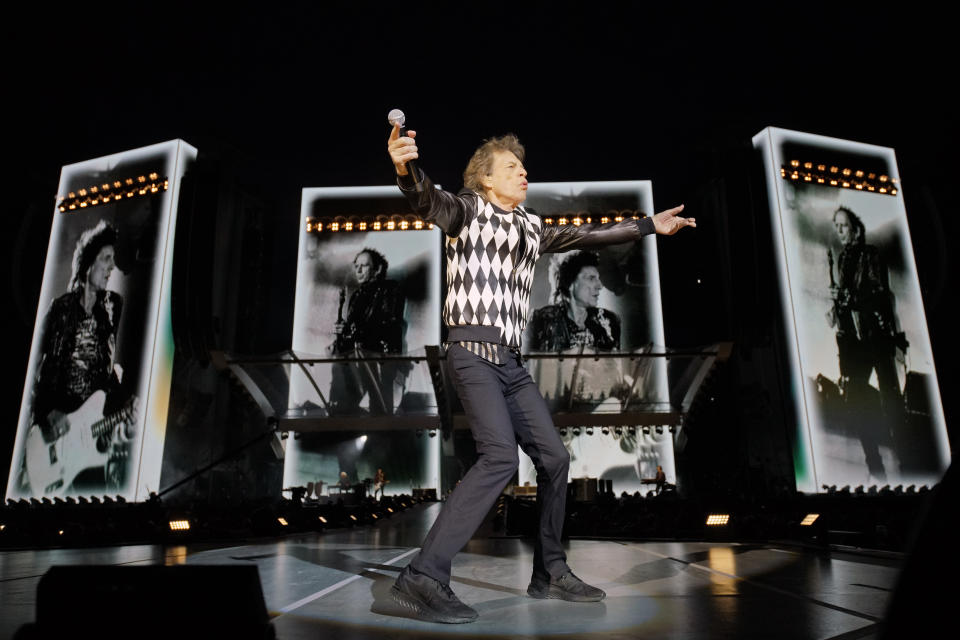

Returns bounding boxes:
[538,216,655,255]
[397,169,473,237]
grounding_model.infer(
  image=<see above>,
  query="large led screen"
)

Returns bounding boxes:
[7,140,196,501]
[518,181,672,495]
[284,187,442,496]
[754,127,949,493]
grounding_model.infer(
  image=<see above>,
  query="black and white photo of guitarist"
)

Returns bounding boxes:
[24,219,139,495]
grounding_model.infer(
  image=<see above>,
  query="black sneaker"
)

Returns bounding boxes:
[527,571,606,602]
[391,566,479,623]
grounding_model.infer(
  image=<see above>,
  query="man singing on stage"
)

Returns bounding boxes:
[386,121,694,623]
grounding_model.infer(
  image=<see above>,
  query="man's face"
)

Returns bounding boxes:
[834,211,853,245]
[354,252,376,284]
[569,265,602,308]
[483,150,528,208]
[87,245,115,291]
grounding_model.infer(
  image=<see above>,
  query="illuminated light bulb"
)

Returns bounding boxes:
[386,221,395,230]
[331,222,339,231]
[803,162,812,169]
[572,217,582,226]
[842,168,851,176]
[428,223,434,229]
[558,217,568,225]
[879,175,888,182]
[830,180,838,186]
[879,187,887,193]
[817,164,826,171]
[149,172,158,180]
[842,182,850,188]
[316,223,323,231]
[867,173,876,179]
[803,175,812,181]
[614,216,623,222]
[855,184,863,190]
[344,222,353,231]
[113,181,122,188]
[817,178,824,183]
[790,159,800,167]
[891,189,898,195]
[601,217,610,224]
[829,166,838,173]
[545,218,553,224]
[90,186,98,193]
[102,183,110,190]
[414,220,423,229]
[125,178,134,185]
[79,201,88,207]
[138,175,146,183]
[400,220,409,230]
[68,192,76,198]
[306,223,313,232]
[373,221,381,230]
[855,170,864,177]
[359,222,367,231]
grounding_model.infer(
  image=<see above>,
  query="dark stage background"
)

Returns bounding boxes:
[3,3,956,500]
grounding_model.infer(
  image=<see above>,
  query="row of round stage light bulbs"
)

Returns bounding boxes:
[559,425,673,436]
[781,161,898,195]
[305,212,646,232]
[58,173,168,212]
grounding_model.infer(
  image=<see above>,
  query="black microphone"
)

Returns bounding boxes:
[387,108,423,192]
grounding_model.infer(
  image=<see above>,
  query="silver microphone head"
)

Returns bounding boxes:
[387,108,406,128]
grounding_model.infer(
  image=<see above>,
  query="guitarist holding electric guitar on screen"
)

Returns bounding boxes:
[23,219,139,496]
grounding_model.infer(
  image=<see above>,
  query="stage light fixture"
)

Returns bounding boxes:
[277,517,289,526]
[706,514,729,526]
[169,520,191,531]
[585,427,593,436]
[800,513,820,526]
[601,426,609,435]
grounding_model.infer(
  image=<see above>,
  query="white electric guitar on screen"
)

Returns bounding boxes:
[24,390,136,496]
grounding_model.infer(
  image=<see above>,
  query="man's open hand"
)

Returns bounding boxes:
[652,205,695,235]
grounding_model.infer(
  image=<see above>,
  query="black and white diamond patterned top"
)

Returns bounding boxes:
[398,169,654,351]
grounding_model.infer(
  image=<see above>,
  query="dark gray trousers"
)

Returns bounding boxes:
[409,343,571,584]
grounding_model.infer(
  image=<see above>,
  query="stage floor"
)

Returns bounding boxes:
[0,501,898,639]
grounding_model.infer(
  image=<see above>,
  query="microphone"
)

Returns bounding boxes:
[387,108,423,191]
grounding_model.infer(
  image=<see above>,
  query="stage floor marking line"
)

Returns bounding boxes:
[632,545,881,623]
[277,547,418,614]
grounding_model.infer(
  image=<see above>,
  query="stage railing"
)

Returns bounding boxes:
[215,343,731,438]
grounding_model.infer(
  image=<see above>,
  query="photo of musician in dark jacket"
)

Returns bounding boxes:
[328,247,409,415]
[826,205,907,481]
[528,250,620,352]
